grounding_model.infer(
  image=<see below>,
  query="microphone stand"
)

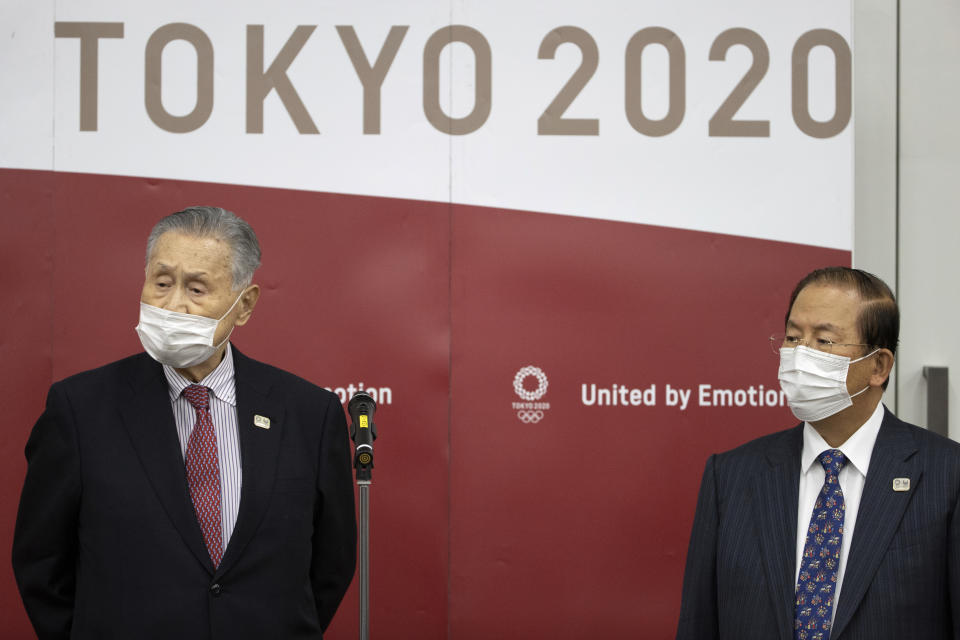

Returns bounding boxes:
[349,393,377,640]
[357,465,371,640]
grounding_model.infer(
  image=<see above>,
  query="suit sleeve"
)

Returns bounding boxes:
[676,454,719,640]
[949,472,960,640]
[311,394,357,631]
[11,383,81,640]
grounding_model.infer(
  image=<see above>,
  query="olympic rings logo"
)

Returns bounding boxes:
[513,366,549,401]
[516,410,544,423]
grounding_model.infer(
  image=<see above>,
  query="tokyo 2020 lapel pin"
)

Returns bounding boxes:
[892,477,910,492]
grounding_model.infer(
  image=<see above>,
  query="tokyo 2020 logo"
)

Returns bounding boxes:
[512,366,550,423]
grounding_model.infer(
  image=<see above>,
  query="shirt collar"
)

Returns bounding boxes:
[162,342,237,407]
[801,400,885,477]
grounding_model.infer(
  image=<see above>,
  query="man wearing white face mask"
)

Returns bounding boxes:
[12,206,356,640]
[677,266,960,640]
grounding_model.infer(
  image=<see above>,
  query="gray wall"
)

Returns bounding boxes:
[854,0,960,438]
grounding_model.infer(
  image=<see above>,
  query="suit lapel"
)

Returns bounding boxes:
[215,349,285,578]
[753,426,803,640]
[118,355,214,573]
[831,410,920,638]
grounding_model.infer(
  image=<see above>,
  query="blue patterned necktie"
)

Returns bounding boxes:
[795,449,846,640]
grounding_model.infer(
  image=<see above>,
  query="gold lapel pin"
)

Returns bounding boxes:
[253,415,271,429]
[892,478,910,492]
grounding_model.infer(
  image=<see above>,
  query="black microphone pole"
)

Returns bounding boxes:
[348,392,377,640]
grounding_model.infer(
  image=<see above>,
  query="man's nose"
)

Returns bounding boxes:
[165,286,190,313]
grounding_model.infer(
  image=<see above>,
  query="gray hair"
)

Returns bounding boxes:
[145,206,262,290]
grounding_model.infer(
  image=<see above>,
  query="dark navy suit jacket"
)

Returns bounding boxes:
[677,408,960,640]
[12,349,356,639]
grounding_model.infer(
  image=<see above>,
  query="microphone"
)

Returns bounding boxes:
[348,392,377,481]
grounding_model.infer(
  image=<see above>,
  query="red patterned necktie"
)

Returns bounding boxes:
[182,384,223,568]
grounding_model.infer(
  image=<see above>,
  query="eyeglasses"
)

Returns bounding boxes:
[769,334,873,355]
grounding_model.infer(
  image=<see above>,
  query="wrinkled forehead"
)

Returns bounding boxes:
[147,231,233,277]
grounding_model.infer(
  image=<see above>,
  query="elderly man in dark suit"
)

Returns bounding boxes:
[677,266,960,640]
[12,206,356,639]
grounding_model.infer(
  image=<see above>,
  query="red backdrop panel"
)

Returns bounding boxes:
[0,170,55,638]
[2,169,450,640]
[1,169,850,639]
[448,205,848,639]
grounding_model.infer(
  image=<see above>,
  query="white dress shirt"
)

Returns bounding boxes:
[163,343,243,550]
[794,400,885,628]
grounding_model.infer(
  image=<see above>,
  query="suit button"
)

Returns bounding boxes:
[210,583,222,597]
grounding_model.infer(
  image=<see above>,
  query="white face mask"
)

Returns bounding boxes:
[135,294,243,368]
[778,345,879,423]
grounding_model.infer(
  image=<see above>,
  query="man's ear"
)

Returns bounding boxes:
[870,349,895,388]
[234,284,260,327]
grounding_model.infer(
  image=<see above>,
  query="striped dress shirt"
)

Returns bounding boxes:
[163,343,242,550]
